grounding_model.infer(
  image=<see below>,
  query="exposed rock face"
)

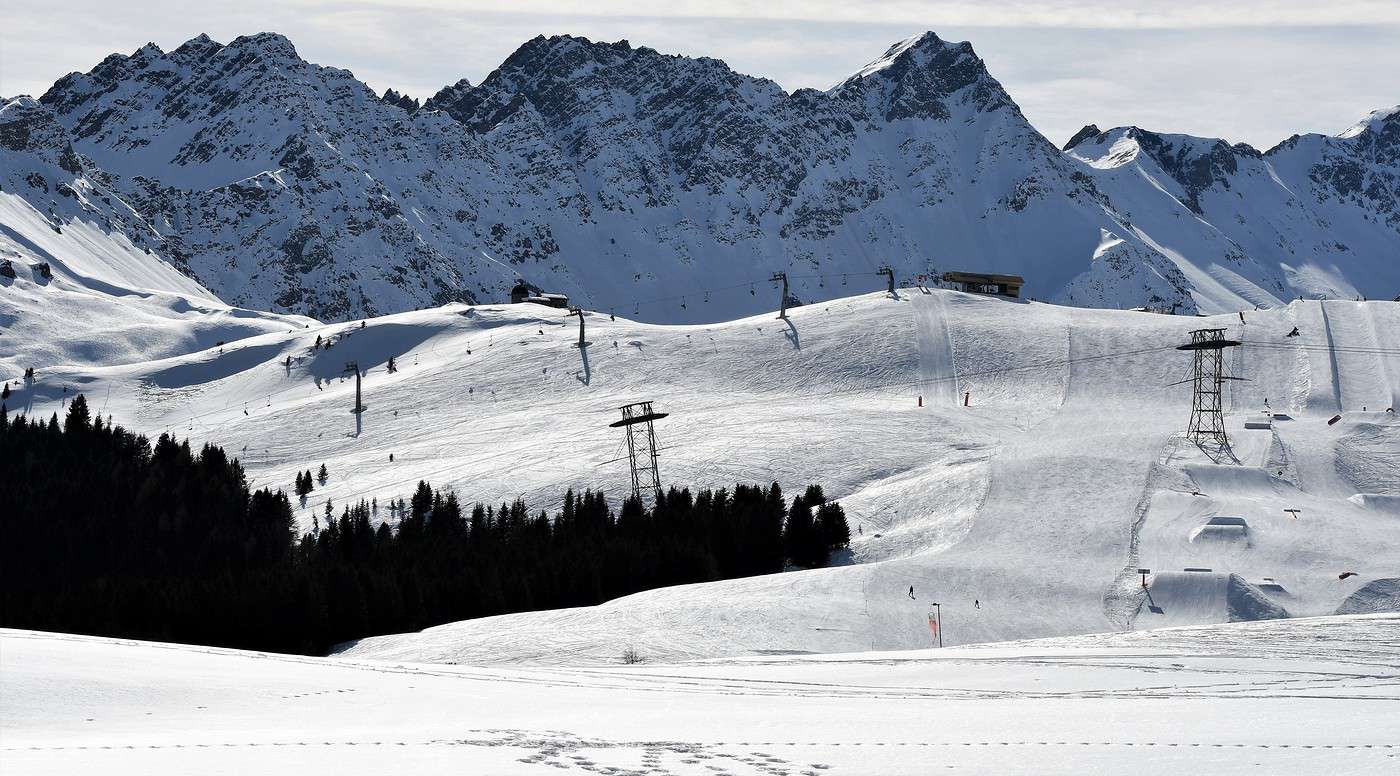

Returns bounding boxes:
[2,32,1395,321]
[1063,124,1101,151]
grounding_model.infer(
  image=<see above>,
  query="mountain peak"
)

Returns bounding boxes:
[839,31,964,84]
[225,32,301,62]
[497,34,636,79]
[1064,124,1102,151]
[834,31,1010,121]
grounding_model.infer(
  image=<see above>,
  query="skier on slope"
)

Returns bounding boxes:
[1286,326,1300,337]
[908,585,915,600]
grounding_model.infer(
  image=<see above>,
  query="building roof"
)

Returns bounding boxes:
[942,271,1026,284]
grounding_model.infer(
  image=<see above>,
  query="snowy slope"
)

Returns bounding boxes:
[7,288,1397,661]
[3,32,1396,322]
[0,98,314,374]
[4,616,1399,775]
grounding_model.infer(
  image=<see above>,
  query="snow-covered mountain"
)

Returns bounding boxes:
[0,97,312,372]
[2,31,1397,323]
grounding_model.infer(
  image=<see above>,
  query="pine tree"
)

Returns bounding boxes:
[816,501,850,552]
[1,383,9,400]
[297,470,318,497]
[64,394,90,434]
[784,494,823,568]
[317,463,328,485]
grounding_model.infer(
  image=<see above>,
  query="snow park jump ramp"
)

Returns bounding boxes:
[8,280,1400,664]
[1136,571,1288,629]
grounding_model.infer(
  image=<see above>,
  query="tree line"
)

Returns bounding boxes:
[0,396,848,655]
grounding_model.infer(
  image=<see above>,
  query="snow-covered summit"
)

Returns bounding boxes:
[832,31,1014,121]
[1338,103,1400,139]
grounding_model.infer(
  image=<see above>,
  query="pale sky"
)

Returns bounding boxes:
[2,1,1397,149]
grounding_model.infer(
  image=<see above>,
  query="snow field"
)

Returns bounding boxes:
[4,615,1399,775]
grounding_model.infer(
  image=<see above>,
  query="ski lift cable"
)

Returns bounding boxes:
[1240,341,1400,355]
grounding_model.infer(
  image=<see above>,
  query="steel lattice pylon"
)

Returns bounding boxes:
[609,401,669,504]
[1176,328,1241,458]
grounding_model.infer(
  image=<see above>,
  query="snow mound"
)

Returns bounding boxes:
[1335,578,1400,615]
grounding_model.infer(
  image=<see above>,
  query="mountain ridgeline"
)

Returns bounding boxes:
[2,31,1397,322]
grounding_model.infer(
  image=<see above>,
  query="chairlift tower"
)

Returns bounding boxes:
[878,266,895,295]
[770,272,789,319]
[343,361,365,414]
[567,306,587,348]
[1175,328,1241,454]
[609,401,669,504]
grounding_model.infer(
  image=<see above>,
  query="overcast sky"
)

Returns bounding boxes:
[3,1,1396,149]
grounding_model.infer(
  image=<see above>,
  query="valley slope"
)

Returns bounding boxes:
[7,287,1397,662]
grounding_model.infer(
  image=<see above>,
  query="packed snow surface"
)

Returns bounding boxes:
[3,616,1398,775]
[7,287,1398,663]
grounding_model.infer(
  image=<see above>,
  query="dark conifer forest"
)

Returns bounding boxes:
[0,396,849,655]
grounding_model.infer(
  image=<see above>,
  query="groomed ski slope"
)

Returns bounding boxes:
[7,289,1399,662]
[3,616,1399,776]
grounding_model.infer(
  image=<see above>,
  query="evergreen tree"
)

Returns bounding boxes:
[317,463,329,485]
[64,394,90,434]
[784,494,822,568]
[816,501,850,552]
